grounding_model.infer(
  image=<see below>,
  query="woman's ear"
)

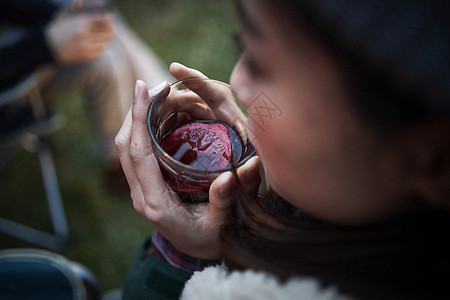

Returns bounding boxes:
[398,118,450,209]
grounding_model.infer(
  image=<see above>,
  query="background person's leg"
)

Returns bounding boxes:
[35,15,171,189]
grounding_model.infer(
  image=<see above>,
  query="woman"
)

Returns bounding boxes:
[115,0,450,299]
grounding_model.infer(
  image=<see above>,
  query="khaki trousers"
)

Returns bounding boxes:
[36,16,171,166]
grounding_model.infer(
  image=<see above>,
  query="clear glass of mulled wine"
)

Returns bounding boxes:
[147,78,256,203]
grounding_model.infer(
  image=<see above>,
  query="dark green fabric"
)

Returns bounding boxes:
[122,236,193,300]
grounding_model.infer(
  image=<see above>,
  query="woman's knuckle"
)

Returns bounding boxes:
[114,136,126,154]
[129,145,142,165]
[144,204,161,224]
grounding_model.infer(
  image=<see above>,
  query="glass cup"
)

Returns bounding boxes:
[147,78,256,203]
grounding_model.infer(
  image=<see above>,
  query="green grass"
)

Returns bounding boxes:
[0,0,238,292]
[115,0,239,82]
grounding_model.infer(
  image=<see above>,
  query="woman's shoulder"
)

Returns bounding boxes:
[181,265,352,300]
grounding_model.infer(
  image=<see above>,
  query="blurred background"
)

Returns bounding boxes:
[0,0,238,292]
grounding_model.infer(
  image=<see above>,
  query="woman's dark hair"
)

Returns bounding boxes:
[220,189,450,299]
[220,1,450,299]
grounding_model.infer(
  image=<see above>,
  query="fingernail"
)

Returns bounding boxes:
[135,80,146,99]
[170,61,185,69]
[219,172,234,197]
[244,156,260,183]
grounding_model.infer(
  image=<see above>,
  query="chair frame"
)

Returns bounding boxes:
[0,75,69,251]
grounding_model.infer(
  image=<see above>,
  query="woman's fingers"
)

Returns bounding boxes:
[169,62,246,124]
[115,109,135,187]
[165,89,216,120]
[208,171,236,223]
[236,156,262,199]
[169,63,232,107]
[169,62,224,106]
[115,106,149,214]
[169,62,208,80]
[130,80,171,204]
[207,156,261,224]
[115,80,169,215]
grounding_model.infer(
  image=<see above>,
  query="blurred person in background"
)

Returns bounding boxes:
[0,0,171,190]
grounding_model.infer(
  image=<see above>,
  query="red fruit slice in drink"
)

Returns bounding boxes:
[162,121,232,170]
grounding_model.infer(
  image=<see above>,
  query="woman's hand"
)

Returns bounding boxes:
[114,63,261,259]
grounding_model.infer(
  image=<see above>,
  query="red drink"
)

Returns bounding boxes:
[160,120,243,201]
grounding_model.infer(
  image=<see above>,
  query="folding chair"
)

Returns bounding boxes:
[0,248,102,300]
[0,74,69,251]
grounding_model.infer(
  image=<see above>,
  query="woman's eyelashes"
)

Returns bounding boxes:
[241,53,260,77]
[234,32,263,79]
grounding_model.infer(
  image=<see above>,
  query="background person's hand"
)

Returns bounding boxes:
[115,65,261,259]
[46,10,114,65]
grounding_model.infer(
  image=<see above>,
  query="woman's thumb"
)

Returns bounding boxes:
[208,171,235,222]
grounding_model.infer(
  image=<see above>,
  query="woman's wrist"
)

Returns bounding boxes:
[150,231,221,273]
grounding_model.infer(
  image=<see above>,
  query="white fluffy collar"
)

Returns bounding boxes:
[181,266,352,300]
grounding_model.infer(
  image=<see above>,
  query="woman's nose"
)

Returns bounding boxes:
[230,62,252,108]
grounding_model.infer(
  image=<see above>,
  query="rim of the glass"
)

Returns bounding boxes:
[146,77,255,174]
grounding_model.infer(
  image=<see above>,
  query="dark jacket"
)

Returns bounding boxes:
[0,0,59,90]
